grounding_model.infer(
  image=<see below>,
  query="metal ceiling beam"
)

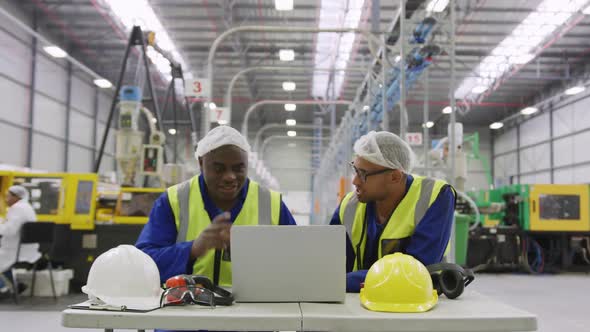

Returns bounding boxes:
[220,0,258,101]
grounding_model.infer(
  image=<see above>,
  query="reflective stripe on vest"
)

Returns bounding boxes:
[339,175,450,270]
[167,176,281,286]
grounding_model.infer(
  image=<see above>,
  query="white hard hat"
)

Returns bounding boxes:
[82,245,163,310]
[195,125,250,159]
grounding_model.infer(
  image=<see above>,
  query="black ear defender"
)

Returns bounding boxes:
[427,263,474,299]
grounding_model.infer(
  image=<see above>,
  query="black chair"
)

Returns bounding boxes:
[12,221,57,303]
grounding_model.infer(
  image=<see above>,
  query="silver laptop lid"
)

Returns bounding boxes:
[231,225,346,303]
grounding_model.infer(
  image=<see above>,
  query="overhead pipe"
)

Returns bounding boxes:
[260,136,331,162]
[253,124,330,152]
[205,25,394,135]
[241,100,353,136]
[226,66,367,112]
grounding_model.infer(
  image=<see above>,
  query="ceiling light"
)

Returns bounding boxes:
[286,119,296,126]
[363,105,370,111]
[275,0,293,10]
[168,128,177,135]
[564,85,585,95]
[426,0,449,12]
[208,102,217,109]
[379,84,383,88]
[218,120,228,125]
[287,130,297,137]
[489,122,504,130]
[442,106,452,114]
[471,85,488,94]
[312,0,363,98]
[151,118,157,124]
[279,49,295,61]
[394,55,401,63]
[424,121,434,128]
[455,0,588,100]
[43,45,67,58]
[93,78,113,89]
[283,81,296,91]
[284,103,296,111]
[520,107,538,115]
[103,0,190,78]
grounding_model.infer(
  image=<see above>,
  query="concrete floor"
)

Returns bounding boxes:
[0,273,588,331]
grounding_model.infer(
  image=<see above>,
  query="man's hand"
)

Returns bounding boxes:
[191,212,232,259]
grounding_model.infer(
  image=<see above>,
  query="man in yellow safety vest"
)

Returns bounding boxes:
[137,125,296,287]
[330,131,456,292]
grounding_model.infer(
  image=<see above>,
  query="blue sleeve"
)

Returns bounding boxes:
[278,200,297,225]
[330,205,365,292]
[405,185,455,266]
[135,192,194,283]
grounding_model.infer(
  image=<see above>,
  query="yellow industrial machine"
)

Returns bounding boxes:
[529,184,590,232]
[0,170,167,230]
[463,183,590,273]
[0,171,98,230]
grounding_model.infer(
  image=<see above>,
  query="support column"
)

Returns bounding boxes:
[26,10,37,167]
[399,0,406,137]
[423,70,430,177]
[92,86,99,166]
[64,61,72,171]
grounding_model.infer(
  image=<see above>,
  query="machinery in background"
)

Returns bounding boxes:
[0,171,97,230]
[116,85,166,187]
[459,184,590,273]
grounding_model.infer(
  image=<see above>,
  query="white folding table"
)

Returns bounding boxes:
[62,291,537,332]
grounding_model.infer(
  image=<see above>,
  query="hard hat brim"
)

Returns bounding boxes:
[82,285,163,311]
[359,290,438,313]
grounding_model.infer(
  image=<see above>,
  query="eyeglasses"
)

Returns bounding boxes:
[350,162,393,183]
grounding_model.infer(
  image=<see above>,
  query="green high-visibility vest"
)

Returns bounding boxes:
[167,176,281,286]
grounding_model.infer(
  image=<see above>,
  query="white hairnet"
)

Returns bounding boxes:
[353,131,414,173]
[195,125,251,159]
[8,185,29,200]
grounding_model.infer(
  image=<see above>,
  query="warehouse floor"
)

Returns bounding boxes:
[0,273,587,332]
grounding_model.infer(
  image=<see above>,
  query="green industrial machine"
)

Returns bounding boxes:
[462,184,590,273]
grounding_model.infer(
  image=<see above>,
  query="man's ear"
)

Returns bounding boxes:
[391,169,403,183]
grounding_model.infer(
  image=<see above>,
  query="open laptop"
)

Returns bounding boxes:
[230,225,346,303]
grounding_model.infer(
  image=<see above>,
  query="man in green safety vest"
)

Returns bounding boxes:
[137,125,297,287]
[329,131,456,292]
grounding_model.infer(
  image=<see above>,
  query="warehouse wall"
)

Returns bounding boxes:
[0,4,116,173]
[492,90,590,185]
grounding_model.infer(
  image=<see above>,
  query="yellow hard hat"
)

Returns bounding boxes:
[360,253,438,313]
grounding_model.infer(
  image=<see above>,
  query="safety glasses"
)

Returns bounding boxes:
[161,274,234,307]
[160,285,216,307]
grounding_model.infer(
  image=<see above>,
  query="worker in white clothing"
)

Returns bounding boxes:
[0,185,39,297]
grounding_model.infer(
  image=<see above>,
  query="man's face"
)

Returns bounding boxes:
[6,192,20,207]
[351,157,402,203]
[199,145,248,203]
